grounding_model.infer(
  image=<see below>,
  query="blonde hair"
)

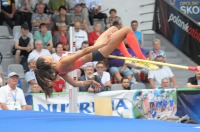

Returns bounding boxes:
[152,39,161,45]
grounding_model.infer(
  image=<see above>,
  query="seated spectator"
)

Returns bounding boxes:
[25,58,37,93]
[53,23,70,51]
[0,72,27,110]
[112,21,121,29]
[148,55,177,89]
[17,0,34,30]
[53,75,66,92]
[86,0,107,26]
[28,40,51,61]
[52,43,64,62]
[121,77,131,90]
[48,0,68,15]
[73,21,88,50]
[148,39,166,61]
[0,0,20,29]
[81,41,89,49]
[131,20,144,48]
[187,70,200,88]
[88,22,102,46]
[0,71,5,87]
[108,48,134,83]
[32,3,51,33]
[159,78,170,88]
[94,62,112,88]
[34,0,49,14]
[53,6,71,31]
[71,4,89,32]
[34,23,53,52]
[78,66,108,92]
[128,47,148,82]
[13,23,34,64]
[79,41,98,75]
[31,83,43,93]
[106,9,122,29]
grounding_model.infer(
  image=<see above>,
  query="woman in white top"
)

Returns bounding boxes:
[52,43,64,62]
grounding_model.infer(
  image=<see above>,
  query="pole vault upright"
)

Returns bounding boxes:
[68,25,78,113]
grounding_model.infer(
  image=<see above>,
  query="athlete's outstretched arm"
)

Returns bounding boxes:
[60,74,100,87]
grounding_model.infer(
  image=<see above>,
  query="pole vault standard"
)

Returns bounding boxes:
[68,25,78,113]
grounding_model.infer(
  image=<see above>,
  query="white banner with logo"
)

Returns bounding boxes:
[32,89,177,119]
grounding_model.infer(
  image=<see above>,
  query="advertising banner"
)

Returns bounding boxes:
[153,0,200,64]
[168,0,200,22]
[32,89,176,119]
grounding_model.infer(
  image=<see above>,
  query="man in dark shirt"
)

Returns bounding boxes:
[0,0,20,29]
[187,70,200,88]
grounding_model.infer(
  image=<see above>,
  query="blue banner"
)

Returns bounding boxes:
[176,89,200,123]
[168,0,200,22]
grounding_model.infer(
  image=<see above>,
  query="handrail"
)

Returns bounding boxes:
[141,29,153,32]
[140,20,153,24]
[140,3,155,7]
[140,12,154,15]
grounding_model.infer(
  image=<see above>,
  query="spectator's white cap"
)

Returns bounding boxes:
[27,57,35,63]
[8,72,19,78]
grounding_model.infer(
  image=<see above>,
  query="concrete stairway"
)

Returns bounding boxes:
[144,33,197,88]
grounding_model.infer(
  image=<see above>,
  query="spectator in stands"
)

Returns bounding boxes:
[108,48,134,83]
[0,72,27,110]
[131,20,144,48]
[94,62,112,88]
[53,23,70,51]
[32,3,50,33]
[81,41,89,49]
[88,22,102,46]
[160,78,170,88]
[73,21,88,50]
[148,39,166,61]
[112,21,121,29]
[78,66,108,92]
[53,75,66,92]
[28,40,51,61]
[34,0,49,14]
[17,0,34,31]
[71,4,86,23]
[78,41,97,77]
[52,43,64,62]
[121,77,131,90]
[13,23,34,64]
[128,47,148,82]
[187,70,200,88]
[48,0,68,15]
[25,58,40,93]
[71,4,89,32]
[0,71,5,87]
[31,83,42,93]
[148,55,177,89]
[53,6,71,32]
[106,9,122,29]
[86,0,107,26]
[0,0,20,29]
[34,23,53,52]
